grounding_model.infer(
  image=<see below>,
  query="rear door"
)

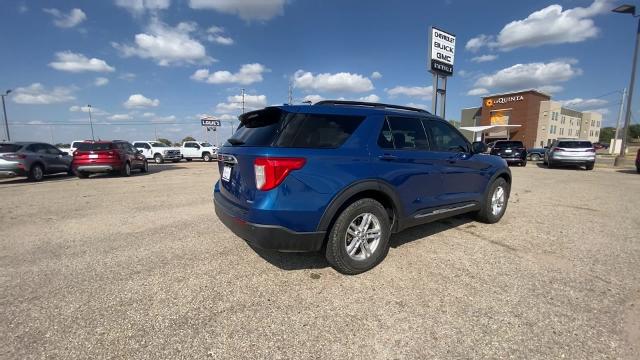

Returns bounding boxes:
[423,119,489,204]
[42,143,70,173]
[371,116,445,216]
[29,143,59,173]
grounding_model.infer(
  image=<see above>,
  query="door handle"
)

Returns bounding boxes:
[378,154,398,161]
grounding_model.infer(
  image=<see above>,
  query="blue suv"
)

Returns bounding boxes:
[214,101,511,274]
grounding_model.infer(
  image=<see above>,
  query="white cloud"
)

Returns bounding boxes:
[539,85,564,94]
[43,8,86,28]
[113,19,212,66]
[151,115,176,123]
[357,94,381,102]
[115,0,170,13]
[191,63,268,85]
[465,0,611,52]
[124,94,160,108]
[386,86,433,100]
[13,83,76,104]
[559,98,608,110]
[474,60,581,91]
[142,112,156,117]
[94,77,109,86]
[405,103,428,110]
[207,26,234,45]
[371,71,382,79]
[109,114,132,121]
[216,94,267,113]
[119,73,137,81]
[188,0,286,21]
[302,94,324,103]
[471,54,498,63]
[49,51,115,73]
[467,88,490,96]
[70,105,109,116]
[293,70,374,93]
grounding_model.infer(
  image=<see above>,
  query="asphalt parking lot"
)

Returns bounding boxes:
[1,162,639,359]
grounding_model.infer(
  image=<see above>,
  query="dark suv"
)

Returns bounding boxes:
[490,140,527,166]
[214,101,511,274]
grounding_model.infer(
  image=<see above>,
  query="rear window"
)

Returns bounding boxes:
[557,141,592,148]
[229,108,364,148]
[75,143,113,151]
[494,141,524,148]
[0,144,22,152]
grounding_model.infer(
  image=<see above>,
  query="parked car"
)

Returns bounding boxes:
[213,100,511,274]
[0,142,72,181]
[68,140,89,156]
[489,140,527,166]
[543,139,595,170]
[593,142,609,150]
[72,140,148,178]
[133,141,181,164]
[181,141,218,162]
[636,148,640,173]
[527,147,546,161]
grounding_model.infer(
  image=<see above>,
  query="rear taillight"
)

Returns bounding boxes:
[586,148,595,153]
[517,147,525,151]
[254,157,306,191]
[552,147,565,152]
[2,153,26,160]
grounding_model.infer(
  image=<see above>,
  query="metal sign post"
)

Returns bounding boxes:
[201,116,221,146]
[429,27,456,119]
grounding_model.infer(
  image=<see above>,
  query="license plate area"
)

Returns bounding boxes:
[222,165,231,181]
[89,154,98,159]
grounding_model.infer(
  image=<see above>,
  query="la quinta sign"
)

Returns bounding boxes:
[485,95,524,107]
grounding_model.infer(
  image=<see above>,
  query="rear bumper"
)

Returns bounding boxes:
[0,163,25,177]
[75,165,115,173]
[550,155,595,164]
[214,191,326,252]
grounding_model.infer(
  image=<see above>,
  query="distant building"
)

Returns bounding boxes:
[460,89,602,148]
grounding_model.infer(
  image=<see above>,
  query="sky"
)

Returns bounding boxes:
[0,0,637,145]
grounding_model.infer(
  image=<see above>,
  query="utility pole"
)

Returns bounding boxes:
[613,88,626,153]
[1,89,12,141]
[87,104,95,141]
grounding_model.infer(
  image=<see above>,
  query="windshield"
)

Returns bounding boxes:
[0,144,22,153]
[200,142,212,147]
[494,141,524,148]
[557,141,593,148]
[76,143,113,151]
[150,142,167,147]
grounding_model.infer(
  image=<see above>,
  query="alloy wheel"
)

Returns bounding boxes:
[491,186,505,216]
[344,213,381,261]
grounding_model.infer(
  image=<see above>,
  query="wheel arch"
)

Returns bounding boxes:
[316,180,404,234]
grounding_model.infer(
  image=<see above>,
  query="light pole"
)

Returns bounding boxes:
[1,89,12,141]
[87,104,95,141]
[613,4,640,166]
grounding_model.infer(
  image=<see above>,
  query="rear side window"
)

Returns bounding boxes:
[424,120,469,152]
[558,141,592,148]
[381,117,429,150]
[274,113,364,148]
[494,141,524,148]
[0,144,22,152]
[76,143,113,151]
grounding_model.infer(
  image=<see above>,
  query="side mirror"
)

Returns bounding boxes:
[471,141,487,154]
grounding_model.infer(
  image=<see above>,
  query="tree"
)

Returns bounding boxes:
[181,136,196,143]
[599,127,615,144]
[173,142,181,147]
[629,124,640,142]
[157,138,172,146]
[55,143,71,148]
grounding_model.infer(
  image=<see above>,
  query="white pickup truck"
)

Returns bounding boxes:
[181,141,218,162]
[133,141,182,164]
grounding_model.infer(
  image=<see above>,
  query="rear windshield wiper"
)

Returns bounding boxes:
[227,138,245,145]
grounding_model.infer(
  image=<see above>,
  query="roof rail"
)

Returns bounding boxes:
[314,100,430,114]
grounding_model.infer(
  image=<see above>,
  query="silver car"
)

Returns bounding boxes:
[0,142,73,181]
[544,139,595,170]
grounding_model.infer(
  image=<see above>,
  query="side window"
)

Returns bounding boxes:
[133,143,144,148]
[185,143,194,148]
[43,144,61,155]
[145,144,151,149]
[26,144,42,153]
[377,119,394,149]
[424,120,469,153]
[386,117,429,150]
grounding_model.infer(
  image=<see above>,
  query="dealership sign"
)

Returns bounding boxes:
[485,95,524,107]
[201,117,221,127]
[429,27,456,76]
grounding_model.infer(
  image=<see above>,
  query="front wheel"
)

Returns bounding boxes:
[325,198,391,275]
[154,154,164,164]
[140,160,149,173]
[475,177,510,224]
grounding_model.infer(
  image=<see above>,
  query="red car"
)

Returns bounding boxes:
[72,140,148,178]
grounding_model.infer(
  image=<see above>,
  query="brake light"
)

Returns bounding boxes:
[517,147,525,151]
[552,147,566,152]
[254,157,306,191]
[586,148,595,153]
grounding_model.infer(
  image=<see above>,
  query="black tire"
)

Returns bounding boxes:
[76,171,89,179]
[475,177,510,224]
[531,154,540,161]
[585,163,594,171]
[186,158,192,162]
[521,160,527,167]
[636,166,640,174]
[140,160,149,173]
[325,198,391,275]
[547,159,554,168]
[172,159,180,163]
[28,164,44,181]
[154,154,164,164]
[202,153,212,162]
[120,162,131,177]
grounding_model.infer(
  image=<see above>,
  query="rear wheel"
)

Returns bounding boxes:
[203,153,212,162]
[171,159,180,163]
[76,171,89,178]
[325,198,391,275]
[186,158,192,162]
[521,160,527,167]
[547,159,554,168]
[585,163,594,171]
[121,162,131,177]
[28,164,44,181]
[475,177,510,224]
[531,154,540,161]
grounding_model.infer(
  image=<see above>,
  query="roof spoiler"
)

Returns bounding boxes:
[314,100,430,114]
